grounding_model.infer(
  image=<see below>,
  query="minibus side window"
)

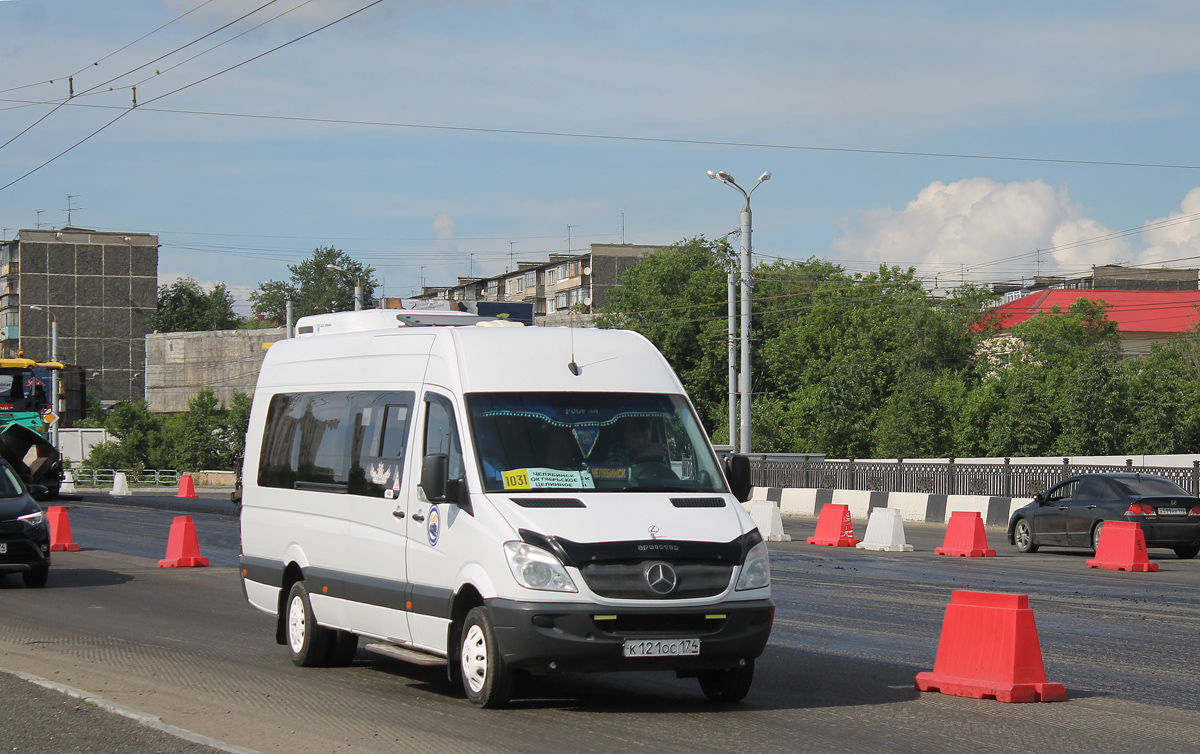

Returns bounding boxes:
[423,393,463,481]
[258,392,352,491]
[348,391,415,498]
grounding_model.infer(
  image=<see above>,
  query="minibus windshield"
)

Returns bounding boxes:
[466,393,727,493]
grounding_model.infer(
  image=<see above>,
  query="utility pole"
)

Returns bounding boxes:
[508,242,516,273]
[567,225,575,254]
[708,170,771,454]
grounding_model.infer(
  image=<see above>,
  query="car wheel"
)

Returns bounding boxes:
[459,606,513,708]
[698,661,755,703]
[1013,518,1038,553]
[286,581,331,667]
[22,567,48,588]
[1091,521,1105,553]
[1174,544,1200,560]
[325,630,359,666]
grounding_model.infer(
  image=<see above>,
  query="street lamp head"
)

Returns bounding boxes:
[326,263,346,272]
[758,171,772,184]
[717,171,734,183]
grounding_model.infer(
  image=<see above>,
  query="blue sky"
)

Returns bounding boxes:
[3,0,1200,313]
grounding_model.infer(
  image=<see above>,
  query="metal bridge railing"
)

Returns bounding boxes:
[67,468,182,487]
[749,457,1200,497]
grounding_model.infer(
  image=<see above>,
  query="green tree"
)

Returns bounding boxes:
[152,277,240,332]
[83,401,163,470]
[596,238,729,428]
[1125,340,1200,453]
[251,246,378,324]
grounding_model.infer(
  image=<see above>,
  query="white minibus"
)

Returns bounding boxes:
[239,311,773,707]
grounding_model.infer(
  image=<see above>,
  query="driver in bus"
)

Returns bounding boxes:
[605,416,668,467]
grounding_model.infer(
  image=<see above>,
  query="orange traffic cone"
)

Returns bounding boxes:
[46,506,80,552]
[935,511,996,557]
[806,504,859,547]
[158,515,209,567]
[916,590,1065,703]
[1086,521,1158,572]
[176,474,198,499]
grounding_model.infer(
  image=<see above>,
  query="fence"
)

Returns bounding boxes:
[749,457,1200,497]
[68,468,181,488]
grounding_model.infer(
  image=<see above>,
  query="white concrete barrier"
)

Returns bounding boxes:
[831,489,873,520]
[857,508,914,552]
[887,492,933,522]
[750,499,791,542]
[779,487,818,517]
[110,471,132,496]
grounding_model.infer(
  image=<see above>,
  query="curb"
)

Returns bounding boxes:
[1,667,266,754]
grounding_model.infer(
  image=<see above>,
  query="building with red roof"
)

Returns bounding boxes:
[990,288,1200,358]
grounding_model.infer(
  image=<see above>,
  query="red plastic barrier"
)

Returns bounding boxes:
[1086,521,1158,572]
[806,504,859,547]
[935,511,996,557]
[175,474,198,499]
[158,515,209,568]
[916,590,1065,703]
[46,506,80,552]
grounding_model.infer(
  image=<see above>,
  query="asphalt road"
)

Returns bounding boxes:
[2,492,1199,753]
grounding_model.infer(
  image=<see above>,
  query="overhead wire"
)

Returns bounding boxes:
[0,0,385,194]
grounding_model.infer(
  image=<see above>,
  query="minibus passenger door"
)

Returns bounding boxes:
[407,392,466,655]
[340,393,416,644]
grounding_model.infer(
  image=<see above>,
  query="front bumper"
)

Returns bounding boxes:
[486,597,774,674]
[0,527,51,574]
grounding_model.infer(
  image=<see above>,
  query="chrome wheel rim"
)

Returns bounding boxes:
[288,595,306,653]
[462,624,488,694]
[1092,522,1104,550]
[1015,520,1032,550]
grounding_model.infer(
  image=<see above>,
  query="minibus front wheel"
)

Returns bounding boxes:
[286,581,332,667]
[459,606,514,707]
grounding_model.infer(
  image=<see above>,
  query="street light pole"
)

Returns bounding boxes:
[708,170,771,455]
[326,264,363,311]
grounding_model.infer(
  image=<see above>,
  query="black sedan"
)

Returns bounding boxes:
[0,459,50,587]
[1008,473,1200,559]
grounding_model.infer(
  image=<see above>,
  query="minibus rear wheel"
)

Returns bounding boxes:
[698,662,754,702]
[459,607,513,707]
[286,581,332,667]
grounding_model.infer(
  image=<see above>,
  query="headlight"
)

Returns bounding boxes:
[503,542,577,592]
[18,511,45,527]
[735,540,770,591]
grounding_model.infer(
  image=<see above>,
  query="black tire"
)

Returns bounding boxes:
[698,662,755,703]
[1091,521,1105,553]
[459,606,513,708]
[285,581,331,667]
[325,630,359,666]
[1013,518,1039,553]
[1174,544,1200,560]
[22,567,48,588]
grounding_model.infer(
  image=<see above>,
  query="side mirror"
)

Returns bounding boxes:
[1033,493,1045,505]
[723,454,752,503]
[28,483,49,500]
[420,454,448,501]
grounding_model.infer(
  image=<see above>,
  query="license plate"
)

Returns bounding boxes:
[0,543,6,554]
[623,638,700,657]
[1159,507,1187,516]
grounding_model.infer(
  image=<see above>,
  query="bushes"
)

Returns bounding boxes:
[83,389,250,472]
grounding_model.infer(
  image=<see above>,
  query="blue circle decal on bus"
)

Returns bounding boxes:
[426,504,440,547]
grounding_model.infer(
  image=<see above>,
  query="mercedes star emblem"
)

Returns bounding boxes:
[644,562,677,595]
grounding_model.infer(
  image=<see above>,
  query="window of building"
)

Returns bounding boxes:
[545,268,557,286]
[524,271,536,289]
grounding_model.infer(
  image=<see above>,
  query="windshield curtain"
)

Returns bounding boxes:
[466,392,726,493]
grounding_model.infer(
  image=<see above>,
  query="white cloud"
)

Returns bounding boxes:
[1135,187,1200,267]
[831,178,1128,283]
[157,271,256,313]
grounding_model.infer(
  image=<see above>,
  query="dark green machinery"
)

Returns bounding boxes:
[0,358,64,499]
